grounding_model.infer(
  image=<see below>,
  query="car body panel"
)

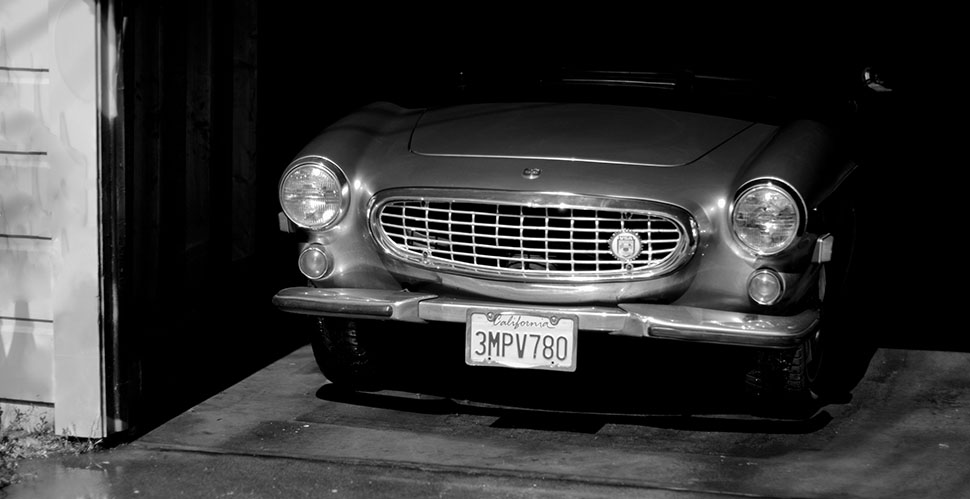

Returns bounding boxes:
[280,99,856,347]
[410,102,754,167]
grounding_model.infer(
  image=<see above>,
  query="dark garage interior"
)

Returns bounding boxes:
[101,1,963,438]
[110,1,483,435]
[110,0,301,435]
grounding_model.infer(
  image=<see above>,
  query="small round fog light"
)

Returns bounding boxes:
[299,244,330,280]
[748,269,784,305]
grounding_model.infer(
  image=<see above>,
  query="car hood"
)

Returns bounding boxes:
[409,102,753,167]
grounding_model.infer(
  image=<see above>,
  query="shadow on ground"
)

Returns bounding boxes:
[314,386,835,436]
[308,321,840,437]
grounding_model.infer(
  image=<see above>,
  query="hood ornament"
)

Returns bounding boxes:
[522,167,542,180]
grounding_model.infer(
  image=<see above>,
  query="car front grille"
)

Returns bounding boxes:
[370,191,696,282]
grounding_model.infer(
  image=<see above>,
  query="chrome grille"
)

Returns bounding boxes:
[371,192,695,282]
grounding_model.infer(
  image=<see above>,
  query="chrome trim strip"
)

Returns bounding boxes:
[619,304,818,347]
[272,287,817,348]
[368,188,698,283]
[410,151,683,168]
[272,287,435,322]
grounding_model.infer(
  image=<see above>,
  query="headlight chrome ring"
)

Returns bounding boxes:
[279,156,350,230]
[731,181,802,256]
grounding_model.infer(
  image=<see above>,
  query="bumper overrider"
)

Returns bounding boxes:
[272,287,819,348]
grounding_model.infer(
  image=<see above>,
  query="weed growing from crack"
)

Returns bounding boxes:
[0,408,101,488]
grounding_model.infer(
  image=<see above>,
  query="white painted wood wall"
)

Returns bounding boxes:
[1,0,104,438]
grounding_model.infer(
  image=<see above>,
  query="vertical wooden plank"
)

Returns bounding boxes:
[157,0,186,327]
[99,0,130,435]
[231,0,258,263]
[128,0,161,326]
[184,0,212,263]
[209,0,232,280]
[180,0,215,332]
[49,0,103,438]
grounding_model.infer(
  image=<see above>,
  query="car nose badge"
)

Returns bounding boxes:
[522,167,542,179]
[609,230,642,269]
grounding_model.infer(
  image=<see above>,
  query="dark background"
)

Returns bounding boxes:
[108,2,959,437]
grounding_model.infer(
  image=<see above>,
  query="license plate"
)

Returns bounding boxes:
[465,309,577,372]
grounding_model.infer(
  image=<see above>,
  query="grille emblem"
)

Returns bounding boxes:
[522,167,542,179]
[609,230,642,261]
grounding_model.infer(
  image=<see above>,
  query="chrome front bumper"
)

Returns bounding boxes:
[272,287,819,349]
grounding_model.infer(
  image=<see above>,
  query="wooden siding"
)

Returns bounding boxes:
[0,0,56,404]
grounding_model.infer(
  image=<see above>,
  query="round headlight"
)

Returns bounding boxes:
[279,158,348,230]
[732,183,800,255]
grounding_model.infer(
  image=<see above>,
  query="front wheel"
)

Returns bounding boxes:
[309,317,382,390]
[746,325,874,416]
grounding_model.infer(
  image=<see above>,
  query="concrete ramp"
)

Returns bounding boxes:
[130,343,970,498]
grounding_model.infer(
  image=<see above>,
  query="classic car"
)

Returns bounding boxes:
[272,66,877,413]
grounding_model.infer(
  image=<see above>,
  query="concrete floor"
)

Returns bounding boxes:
[4,335,970,498]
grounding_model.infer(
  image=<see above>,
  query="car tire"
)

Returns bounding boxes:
[746,298,875,416]
[309,317,381,391]
[799,316,876,403]
[745,341,818,418]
